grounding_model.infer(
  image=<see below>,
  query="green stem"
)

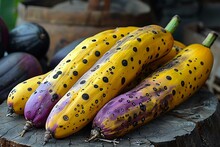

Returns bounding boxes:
[202,31,219,48]
[165,15,181,34]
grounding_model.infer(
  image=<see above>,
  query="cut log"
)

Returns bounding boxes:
[0,88,220,147]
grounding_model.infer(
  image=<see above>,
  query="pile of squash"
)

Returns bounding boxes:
[4,15,219,145]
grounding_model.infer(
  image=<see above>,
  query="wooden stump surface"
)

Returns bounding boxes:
[0,88,220,147]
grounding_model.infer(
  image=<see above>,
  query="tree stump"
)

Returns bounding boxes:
[0,88,220,147]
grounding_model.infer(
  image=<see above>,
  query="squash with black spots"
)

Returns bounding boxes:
[89,31,217,140]
[49,38,85,70]
[43,15,180,143]
[21,26,138,136]
[122,40,186,93]
[7,71,51,116]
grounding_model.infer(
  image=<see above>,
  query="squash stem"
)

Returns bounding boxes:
[20,121,33,137]
[86,128,119,145]
[165,15,181,34]
[86,128,101,142]
[97,138,119,145]
[202,31,219,48]
[6,106,14,117]
[43,130,52,145]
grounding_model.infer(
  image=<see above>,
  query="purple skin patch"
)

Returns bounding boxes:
[51,124,58,133]
[24,82,61,128]
[92,81,174,139]
[46,92,72,128]
[7,102,12,107]
[92,91,149,138]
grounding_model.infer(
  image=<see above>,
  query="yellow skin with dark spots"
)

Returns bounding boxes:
[91,43,213,139]
[139,44,213,116]
[31,27,138,101]
[7,72,50,115]
[138,44,213,118]
[23,27,138,128]
[147,40,186,71]
[123,40,186,92]
[153,44,213,109]
[46,25,174,139]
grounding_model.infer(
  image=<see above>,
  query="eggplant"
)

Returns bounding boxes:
[8,22,50,59]
[0,17,9,58]
[0,52,43,104]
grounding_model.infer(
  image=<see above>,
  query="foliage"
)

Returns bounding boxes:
[0,0,20,30]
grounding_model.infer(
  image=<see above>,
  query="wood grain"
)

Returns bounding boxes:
[0,88,220,147]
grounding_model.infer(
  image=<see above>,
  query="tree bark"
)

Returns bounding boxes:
[0,88,220,147]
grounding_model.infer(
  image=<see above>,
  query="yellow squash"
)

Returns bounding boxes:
[89,31,218,140]
[123,40,186,92]
[44,15,180,144]
[21,26,138,136]
[7,71,50,115]
[147,40,186,71]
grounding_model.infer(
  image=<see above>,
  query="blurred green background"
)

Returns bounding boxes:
[0,0,20,30]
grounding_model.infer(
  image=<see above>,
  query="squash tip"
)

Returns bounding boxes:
[43,130,53,145]
[164,15,181,34]
[202,31,219,48]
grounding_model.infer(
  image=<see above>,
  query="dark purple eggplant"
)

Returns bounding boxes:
[0,52,43,104]
[0,17,9,58]
[21,0,64,7]
[38,56,49,73]
[48,37,85,70]
[8,22,50,59]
